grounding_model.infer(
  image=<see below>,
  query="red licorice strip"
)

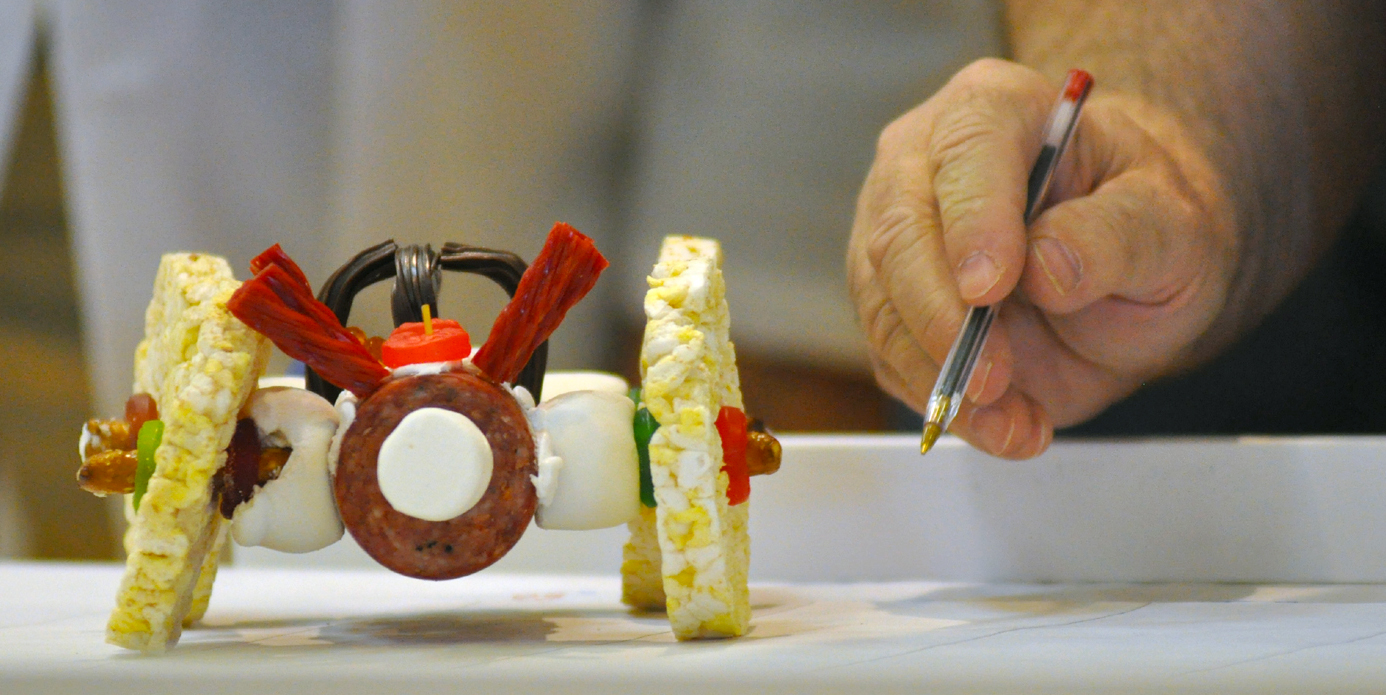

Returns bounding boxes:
[472,223,608,384]
[228,261,390,398]
[250,257,340,333]
[220,418,261,519]
[715,406,750,505]
[249,243,310,289]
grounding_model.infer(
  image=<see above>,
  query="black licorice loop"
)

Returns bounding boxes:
[306,240,548,402]
[391,244,441,326]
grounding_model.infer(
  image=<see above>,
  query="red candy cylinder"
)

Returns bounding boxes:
[716,406,750,505]
[381,319,472,368]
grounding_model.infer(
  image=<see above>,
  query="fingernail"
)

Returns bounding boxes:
[968,404,1017,454]
[957,252,1000,301]
[966,359,993,403]
[1031,237,1082,296]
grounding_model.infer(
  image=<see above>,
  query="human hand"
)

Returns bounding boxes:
[848,59,1237,458]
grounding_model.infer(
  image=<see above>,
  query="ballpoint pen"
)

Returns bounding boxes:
[920,69,1093,455]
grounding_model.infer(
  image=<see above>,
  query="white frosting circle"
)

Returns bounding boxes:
[376,407,493,521]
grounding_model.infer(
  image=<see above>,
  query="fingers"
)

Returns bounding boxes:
[853,199,1013,410]
[925,61,1055,307]
[851,65,1239,457]
[847,223,938,407]
[858,172,966,369]
[854,60,1055,393]
[852,59,1154,459]
[854,266,1053,457]
[870,341,1052,459]
[961,388,1053,460]
[849,207,1013,419]
[848,59,1067,457]
[1002,299,1138,427]
[855,262,1051,457]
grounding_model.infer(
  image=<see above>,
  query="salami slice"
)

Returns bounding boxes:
[334,370,537,580]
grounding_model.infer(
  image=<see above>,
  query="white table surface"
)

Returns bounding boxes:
[13,435,1386,693]
[4,562,1386,694]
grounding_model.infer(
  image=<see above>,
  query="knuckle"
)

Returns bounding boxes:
[912,283,959,355]
[950,58,1016,90]
[935,185,992,239]
[926,118,1005,237]
[1155,165,1207,234]
[878,57,1020,160]
[927,100,1001,173]
[864,294,906,353]
[864,292,937,377]
[1083,195,1137,277]
[855,277,908,359]
[846,257,870,305]
[863,307,923,404]
[866,204,927,270]
[876,115,914,160]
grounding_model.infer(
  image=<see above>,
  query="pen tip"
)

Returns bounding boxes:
[920,423,942,455]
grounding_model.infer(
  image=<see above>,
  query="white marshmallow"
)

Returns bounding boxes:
[533,390,640,530]
[231,387,344,553]
[256,375,308,390]
[540,371,630,402]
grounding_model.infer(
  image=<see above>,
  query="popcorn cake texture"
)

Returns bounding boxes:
[623,236,750,639]
[620,506,665,610]
[108,253,269,652]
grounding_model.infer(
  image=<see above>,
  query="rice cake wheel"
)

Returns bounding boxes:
[108,253,269,652]
[621,236,750,639]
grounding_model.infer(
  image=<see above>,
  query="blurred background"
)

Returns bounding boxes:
[0,1,1002,560]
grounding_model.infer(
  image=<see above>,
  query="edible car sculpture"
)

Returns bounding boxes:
[76,224,779,652]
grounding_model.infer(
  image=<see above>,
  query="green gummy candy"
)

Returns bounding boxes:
[633,407,658,508]
[132,419,164,512]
